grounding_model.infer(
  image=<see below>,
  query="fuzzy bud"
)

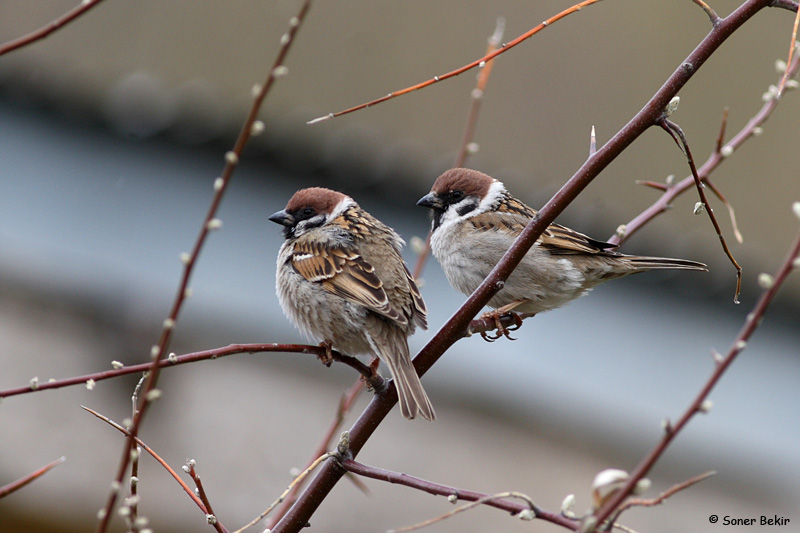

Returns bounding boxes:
[699,399,713,413]
[250,120,265,136]
[145,389,162,402]
[757,273,774,290]
[561,494,576,517]
[665,96,680,116]
[518,509,535,521]
[591,469,629,510]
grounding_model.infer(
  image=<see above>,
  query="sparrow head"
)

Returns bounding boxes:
[417,168,506,230]
[269,187,353,239]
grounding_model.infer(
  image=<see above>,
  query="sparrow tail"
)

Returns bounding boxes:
[624,256,708,272]
[370,332,435,421]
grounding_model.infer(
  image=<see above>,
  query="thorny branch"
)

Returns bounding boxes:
[609,38,800,248]
[593,220,800,527]
[271,2,786,531]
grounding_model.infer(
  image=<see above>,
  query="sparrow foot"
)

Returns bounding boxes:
[479,310,523,342]
[317,340,334,367]
[360,357,382,392]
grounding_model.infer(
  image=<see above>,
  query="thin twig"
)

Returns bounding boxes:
[0,0,107,57]
[594,223,800,526]
[705,178,744,243]
[87,3,319,513]
[0,342,375,399]
[412,16,505,280]
[617,471,716,513]
[0,457,65,499]
[128,376,146,529]
[80,407,231,533]
[777,1,800,95]
[390,492,538,533]
[692,0,721,25]
[0,314,517,400]
[610,40,800,247]
[234,453,334,533]
[186,461,224,530]
[264,380,365,529]
[715,106,729,153]
[660,118,742,302]
[307,0,603,124]
[340,459,575,530]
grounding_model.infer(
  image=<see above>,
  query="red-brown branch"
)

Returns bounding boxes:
[0,0,107,57]
[271,3,782,531]
[594,225,800,526]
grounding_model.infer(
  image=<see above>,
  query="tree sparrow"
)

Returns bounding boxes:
[270,187,435,421]
[417,168,707,336]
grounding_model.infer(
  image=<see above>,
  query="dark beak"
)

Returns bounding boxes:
[268,209,293,226]
[416,192,442,210]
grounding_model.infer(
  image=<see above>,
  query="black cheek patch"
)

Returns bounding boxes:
[456,203,476,217]
[432,210,445,231]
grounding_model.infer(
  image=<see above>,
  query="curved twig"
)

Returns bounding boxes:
[0,0,107,57]
[307,0,603,124]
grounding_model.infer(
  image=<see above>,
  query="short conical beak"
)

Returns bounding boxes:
[416,192,442,209]
[268,209,293,226]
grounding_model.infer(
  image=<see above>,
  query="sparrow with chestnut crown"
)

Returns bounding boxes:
[417,168,707,338]
[270,187,434,420]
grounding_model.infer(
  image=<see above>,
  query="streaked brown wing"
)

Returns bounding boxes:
[467,211,530,235]
[403,264,427,329]
[540,224,619,255]
[291,240,404,323]
[469,197,619,257]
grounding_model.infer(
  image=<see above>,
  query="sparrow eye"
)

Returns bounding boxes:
[302,207,314,217]
[451,190,464,201]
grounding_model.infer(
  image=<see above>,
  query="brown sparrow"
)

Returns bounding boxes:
[270,187,435,421]
[417,168,707,336]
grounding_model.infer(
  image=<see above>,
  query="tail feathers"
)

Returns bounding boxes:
[370,332,435,421]
[625,255,708,272]
[386,354,436,421]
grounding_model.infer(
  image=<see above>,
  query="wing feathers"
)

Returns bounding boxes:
[290,239,407,323]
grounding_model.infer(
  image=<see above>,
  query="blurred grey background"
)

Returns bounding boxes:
[1,1,798,532]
